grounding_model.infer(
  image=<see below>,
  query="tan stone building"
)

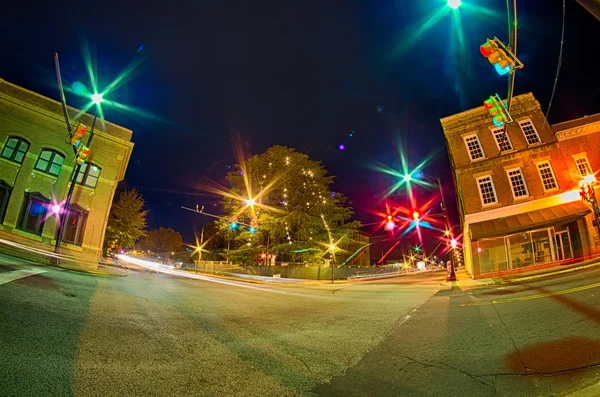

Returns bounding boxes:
[441,93,600,278]
[0,79,134,266]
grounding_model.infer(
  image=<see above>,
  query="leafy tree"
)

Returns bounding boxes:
[138,227,183,257]
[104,189,148,252]
[223,146,360,265]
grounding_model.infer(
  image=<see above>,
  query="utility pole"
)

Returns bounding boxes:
[438,177,456,281]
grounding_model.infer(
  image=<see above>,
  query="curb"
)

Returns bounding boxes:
[498,261,600,284]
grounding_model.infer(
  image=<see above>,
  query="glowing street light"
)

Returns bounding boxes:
[51,204,61,214]
[245,198,256,206]
[447,0,462,9]
[329,244,335,251]
[450,238,458,248]
[403,173,412,182]
[91,92,104,105]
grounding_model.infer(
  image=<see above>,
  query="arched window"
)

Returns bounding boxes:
[34,149,65,177]
[1,136,30,164]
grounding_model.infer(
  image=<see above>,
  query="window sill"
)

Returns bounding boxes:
[527,142,543,148]
[499,149,516,155]
[469,157,487,163]
[481,202,501,209]
[31,169,59,181]
[59,242,84,252]
[12,228,43,241]
[513,196,532,203]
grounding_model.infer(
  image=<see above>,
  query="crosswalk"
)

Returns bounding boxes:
[0,266,47,286]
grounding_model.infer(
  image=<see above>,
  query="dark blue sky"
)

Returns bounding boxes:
[1,0,598,245]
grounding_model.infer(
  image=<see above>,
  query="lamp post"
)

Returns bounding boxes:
[580,174,600,236]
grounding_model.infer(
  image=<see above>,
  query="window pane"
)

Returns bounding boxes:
[477,238,508,274]
[49,164,62,176]
[508,233,533,269]
[13,152,24,164]
[85,175,99,188]
[19,141,29,152]
[465,135,484,160]
[2,147,14,159]
[508,169,527,197]
[53,154,65,166]
[492,127,513,151]
[35,159,49,171]
[40,150,52,160]
[89,165,101,177]
[519,120,541,145]
[6,138,18,148]
[478,176,497,204]
[537,162,557,190]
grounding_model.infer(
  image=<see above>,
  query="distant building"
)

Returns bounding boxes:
[0,79,134,266]
[441,93,600,278]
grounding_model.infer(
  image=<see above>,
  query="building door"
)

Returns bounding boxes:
[554,230,573,261]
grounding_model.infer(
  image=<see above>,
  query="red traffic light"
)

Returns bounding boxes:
[70,122,87,145]
[76,145,90,165]
[387,215,392,221]
[479,41,495,57]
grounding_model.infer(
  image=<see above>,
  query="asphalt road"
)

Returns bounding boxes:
[1,255,599,396]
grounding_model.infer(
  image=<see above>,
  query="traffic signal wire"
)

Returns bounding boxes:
[545,0,566,121]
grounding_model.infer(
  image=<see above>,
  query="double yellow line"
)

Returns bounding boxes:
[463,281,600,306]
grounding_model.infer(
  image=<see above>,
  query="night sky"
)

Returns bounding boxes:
[1,1,599,249]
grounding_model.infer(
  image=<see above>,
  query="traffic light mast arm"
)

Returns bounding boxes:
[180,206,253,227]
[54,53,73,139]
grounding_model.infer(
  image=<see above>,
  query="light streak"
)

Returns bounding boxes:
[117,255,331,299]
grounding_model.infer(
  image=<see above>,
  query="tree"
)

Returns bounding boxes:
[138,227,183,258]
[222,146,360,265]
[104,189,148,252]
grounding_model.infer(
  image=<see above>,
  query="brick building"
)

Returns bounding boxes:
[0,79,134,267]
[440,93,600,278]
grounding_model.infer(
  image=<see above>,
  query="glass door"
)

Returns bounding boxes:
[554,230,573,261]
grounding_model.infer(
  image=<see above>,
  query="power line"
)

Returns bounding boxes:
[546,0,566,120]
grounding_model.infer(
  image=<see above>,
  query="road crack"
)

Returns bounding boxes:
[386,347,496,391]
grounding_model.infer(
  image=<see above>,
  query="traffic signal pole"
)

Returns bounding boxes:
[53,109,97,260]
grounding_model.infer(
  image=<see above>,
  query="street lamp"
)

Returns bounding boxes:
[447,0,462,9]
[245,198,256,206]
[580,174,600,235]
[91,92,104,105]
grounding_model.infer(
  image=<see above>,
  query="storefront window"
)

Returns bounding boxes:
[477,237,508,274]
[531,229,554,265]
[507,233,533,269]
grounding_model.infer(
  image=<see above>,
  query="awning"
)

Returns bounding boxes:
[470,201,591,240]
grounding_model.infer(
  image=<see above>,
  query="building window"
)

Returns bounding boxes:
[476,175,498,206]
[34,149,65,177]
[76,163,101,188]
[19,193,49,235]
[491,127,513,152]
[62,205,88,246]
[506,168,529,198]
[464,134,485,161]
[536,161,558,191]
[1,137,30,164]
[518,119,541,145]
[573,154,592,177]
[0,180,12,224]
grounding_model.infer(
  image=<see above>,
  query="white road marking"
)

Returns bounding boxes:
[0,267,47,286]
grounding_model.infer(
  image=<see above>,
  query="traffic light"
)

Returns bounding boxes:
[230,217,239,229]
[70,122,87,146]
[248,220,257,233]
[75,145,90,165]
[479,37,523,76]
[412,211,419,220]
[483,95,512,127]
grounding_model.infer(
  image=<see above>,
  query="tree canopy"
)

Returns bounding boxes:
[222,146,360,264]
[104,189,147,252]
[138,227,183,255]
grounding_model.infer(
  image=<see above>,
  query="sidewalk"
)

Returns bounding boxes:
[442,258,600,288]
